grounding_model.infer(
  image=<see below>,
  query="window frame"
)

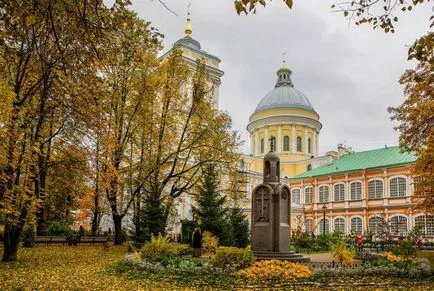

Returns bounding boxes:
[260,138,264,153]
[390,215,408,235]
[304,187,313,204]
[297,136,302,152]
[333,183,345,202]
[318,218,330,234]
[350,181,363,200]
[368,215,383,234]
[283,136,290,151]
[389,176,407,197]
[318,185,329,203]
[368,179,384,199]
[350,216,363,234]
[291,188,301,204]
[334,217,345,233]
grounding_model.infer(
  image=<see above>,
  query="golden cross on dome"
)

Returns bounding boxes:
[281,51,288,69]
[185,2,192,37]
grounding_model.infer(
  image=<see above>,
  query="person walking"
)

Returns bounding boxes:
[192,227,202,258]
[356,232,363,252]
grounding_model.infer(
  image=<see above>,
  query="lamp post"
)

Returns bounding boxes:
[322,204,327,235]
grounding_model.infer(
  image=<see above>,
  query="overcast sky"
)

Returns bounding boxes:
[121,0,431,155]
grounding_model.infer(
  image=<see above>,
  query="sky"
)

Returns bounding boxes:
[115,0,431,155]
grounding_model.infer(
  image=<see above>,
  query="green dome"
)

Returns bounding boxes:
[254,65,316,114]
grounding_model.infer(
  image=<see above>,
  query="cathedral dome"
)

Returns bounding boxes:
[254,63,316,114]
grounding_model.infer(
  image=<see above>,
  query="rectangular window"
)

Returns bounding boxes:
[319,186,329,203]
[304,187,312,204]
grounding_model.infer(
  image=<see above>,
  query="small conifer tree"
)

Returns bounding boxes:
[192,164,228,242]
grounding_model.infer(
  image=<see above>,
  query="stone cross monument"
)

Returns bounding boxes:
[251,138,309,262]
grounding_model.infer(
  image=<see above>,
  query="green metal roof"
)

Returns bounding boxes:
[292,146,416,180]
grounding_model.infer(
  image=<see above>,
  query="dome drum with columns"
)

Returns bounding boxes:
[246,61,323,179]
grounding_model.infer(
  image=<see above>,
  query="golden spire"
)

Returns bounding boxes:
[185,12,192,37]
[280,52,288,69]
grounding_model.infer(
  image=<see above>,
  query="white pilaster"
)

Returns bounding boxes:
[277,125,282,153]
[304,126,309,155]
[264,126,269,153]
[316,130,319,156]
[291,124,296,153]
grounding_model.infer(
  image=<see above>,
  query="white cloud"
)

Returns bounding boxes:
[128,0,431,154]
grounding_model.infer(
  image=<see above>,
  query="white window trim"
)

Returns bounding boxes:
[334,216,346,232]
[368,178,384,199]
[318,184,330,203]
[388,175,407,197]
[304,187,313,204]
[389,214,409,235]
[350,215,364,233]
[333,182,345,202]
[349,180,364,200]
[291,187,301,205]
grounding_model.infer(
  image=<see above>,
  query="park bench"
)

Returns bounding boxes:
[34,236,68,245]
[78,236,109,245]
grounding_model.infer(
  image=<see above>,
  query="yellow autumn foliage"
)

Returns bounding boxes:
[235,259,312,281]
[384,252,405,262]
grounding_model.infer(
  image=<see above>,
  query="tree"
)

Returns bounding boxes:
[389,33,434,212]
[192,164,229,243]
[233,0,433,33]
[94,4,162,245]
[0,0,107,261]
[228,205,250,248]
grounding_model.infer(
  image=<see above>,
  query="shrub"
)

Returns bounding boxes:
[140,234,179,262]
[235,259,312,281]
[331,241,356,265]
[384,252,404,262]
[202,231,219,255]
[393,239,417,258]
[0,224,4,241]
[211,247,253,270]
[21,226,35,248]
[177,244,191,257]
[46,219,71,236]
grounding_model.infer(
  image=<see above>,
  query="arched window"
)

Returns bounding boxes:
[368,180,383,199]
[283,136,290,151]
[307,164,312,171]
[415,215,434,236]
[390,215,408,235]
[304,219,312,234]
[334,218,345,233]
[318,218,330,234]
[304,187,312,204]
[350,217,363,233]
[297,136,302,152]
[334,184,345,201]
[308,138,312,153]
[319,185,329,203]
[369,216,383,234]
[269,136,276,151]
[260,138,264,153]
[239,159,245,170]
[291,189,301,204]
[390,177,407,197]
[350,182,362,200]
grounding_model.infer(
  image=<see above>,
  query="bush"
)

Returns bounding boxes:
[235,259,312,281]
[211,247,253,270]
[140,234,181,262]
[0,224,4,242]
[202,231,219,255]
[46,219,71,236]
[331,241,356,265]
[22,226,35,248]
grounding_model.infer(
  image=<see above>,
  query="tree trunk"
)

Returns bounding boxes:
[2,224,22,262]
[113,214,123,245]
[91,199,100,236]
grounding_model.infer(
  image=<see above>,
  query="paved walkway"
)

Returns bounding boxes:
[304,252,333,262]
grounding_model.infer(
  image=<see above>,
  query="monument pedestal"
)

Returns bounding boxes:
[253,251,310,263]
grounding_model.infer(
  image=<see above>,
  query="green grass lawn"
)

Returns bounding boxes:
[0,245,433,290]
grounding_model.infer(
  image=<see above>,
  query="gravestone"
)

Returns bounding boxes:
[251,138,309,262]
